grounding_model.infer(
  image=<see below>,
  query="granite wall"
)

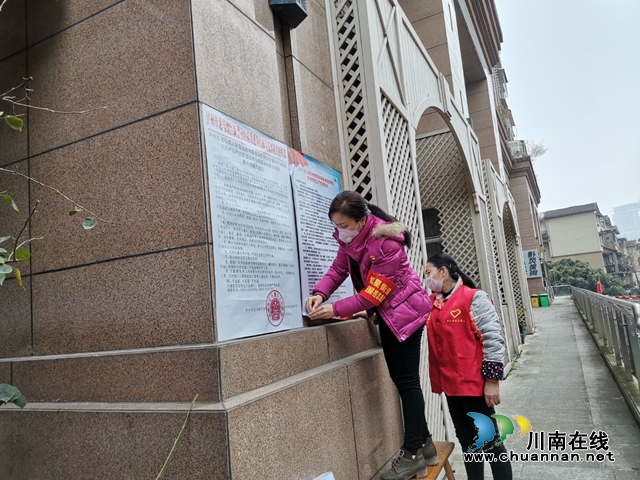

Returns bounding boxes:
[0,1,404,478]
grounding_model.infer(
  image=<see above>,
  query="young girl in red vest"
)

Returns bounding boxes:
[425,253,513,480]
[308,191,436,480]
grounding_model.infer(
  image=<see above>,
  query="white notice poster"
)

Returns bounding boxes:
[289,151,354,314]
[203,105,302,341]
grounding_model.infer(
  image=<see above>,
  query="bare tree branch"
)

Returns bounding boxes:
[525,140,548,159]
[0,168,112,223]
[1,77,107,115]
[16,237,44,250]
[2,97,105,115]
[0,77,29,98]
[10,200,38,261]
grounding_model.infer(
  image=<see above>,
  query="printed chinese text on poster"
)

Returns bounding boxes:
[289,151,354,314]
[203,105,302,340]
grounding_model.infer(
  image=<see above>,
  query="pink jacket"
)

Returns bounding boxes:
[313,215,433,342]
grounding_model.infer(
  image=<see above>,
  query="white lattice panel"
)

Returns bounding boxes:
[481,159,505,306]
[479,196,502,309]
[381,96,446,441]
[481,159,519,358]
[329,0,468,444]
[415,132,480,287]
[381,95,425,280]
[371,0,441,115]
[422,360,450,441]
[332,0,373,200]
[503,208,526,326]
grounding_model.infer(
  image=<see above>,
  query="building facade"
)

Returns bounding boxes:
[542,203,637,290]
[601,221,638,290]
[1,0,534,477]
[508,155,550,299]
[541,203,606,271]
[614,200,640,242]
[626,240,640,291]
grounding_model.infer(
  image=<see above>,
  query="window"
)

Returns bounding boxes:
[423,208,444,259]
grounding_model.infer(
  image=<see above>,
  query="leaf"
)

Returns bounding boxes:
[3,195,19,213]
[15,247,30,262]
[0,248,6,254]
[0,255,5,265]
[82,217,97,230]
[0,236,10,244]
[69,206,82,216]
[0,384,27,408]
[5,115,24,132]
[0,264,12,274]
[12,394,27,409]
[12,267,23,289]
[0,273,4,286]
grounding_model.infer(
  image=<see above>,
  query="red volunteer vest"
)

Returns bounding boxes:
[426,285,485,396]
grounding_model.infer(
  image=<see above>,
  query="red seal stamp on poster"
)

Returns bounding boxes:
[266,290,285,326]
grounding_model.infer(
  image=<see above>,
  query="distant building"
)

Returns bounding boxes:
[600,216,634,287]
[614,237,639,289]
[626,240,640,290]
[613,201,640,241]
[541,203,605,270]
[541,203,636,289]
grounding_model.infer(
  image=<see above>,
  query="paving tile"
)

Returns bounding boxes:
[496,297,640,476]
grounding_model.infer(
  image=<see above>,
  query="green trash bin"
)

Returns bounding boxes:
[539,293,549,307]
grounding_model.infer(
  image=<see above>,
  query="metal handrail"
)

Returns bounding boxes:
[571,286,640,384]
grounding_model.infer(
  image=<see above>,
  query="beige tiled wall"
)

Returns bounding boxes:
[31,246,214,355]
[27,0,196,155]
[0,277,31,358]
[0,409,230,479]
[467,79,499,165]
[29,105,206,272]
[192,0,291,144]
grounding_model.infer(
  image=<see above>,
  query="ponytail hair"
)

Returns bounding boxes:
[328,191,412,248]
[427,252,476,289]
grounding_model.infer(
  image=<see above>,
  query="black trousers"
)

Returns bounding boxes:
[447,395,513,480]
[379,320,430,453]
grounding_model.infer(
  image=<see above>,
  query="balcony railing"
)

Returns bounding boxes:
[571,287,640,384]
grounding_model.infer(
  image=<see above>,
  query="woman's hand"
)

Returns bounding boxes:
[484,379,500,408]
[309,304,335,320]
[306,295,324,313]
[351,310,369,319]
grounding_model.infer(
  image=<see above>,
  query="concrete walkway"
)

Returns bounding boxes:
[447,295,640,479]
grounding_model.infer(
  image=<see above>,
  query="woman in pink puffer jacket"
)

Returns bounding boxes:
[308,191,436,480]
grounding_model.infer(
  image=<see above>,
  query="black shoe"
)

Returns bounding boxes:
[422,436,439,466]
[380,449,427,480]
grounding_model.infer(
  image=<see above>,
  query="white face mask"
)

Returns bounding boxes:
[338,227,360,243]
[426,270,444,293]
[337,218,363,243]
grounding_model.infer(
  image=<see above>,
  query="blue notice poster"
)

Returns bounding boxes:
[289,149,354,314]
